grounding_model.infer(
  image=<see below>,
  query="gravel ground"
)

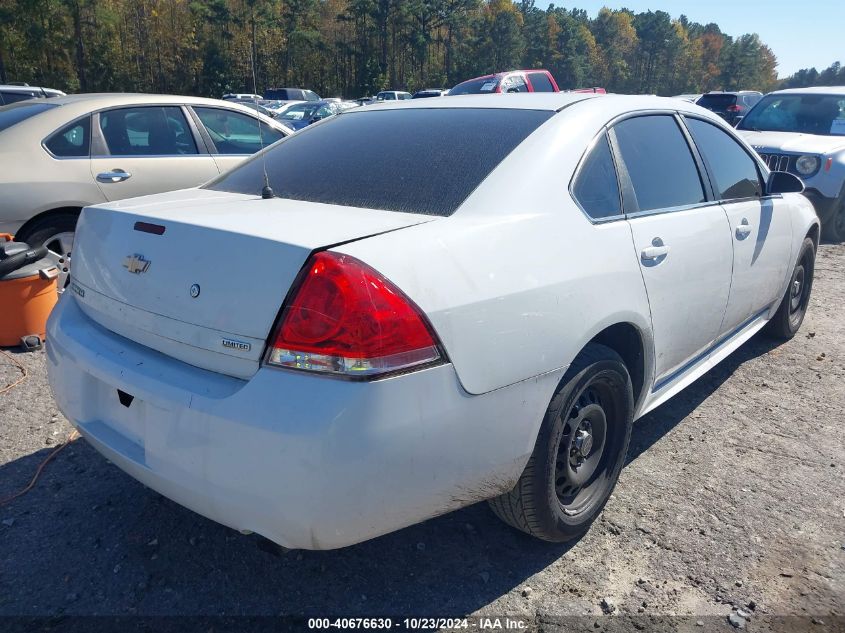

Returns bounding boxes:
[1,243,843,632]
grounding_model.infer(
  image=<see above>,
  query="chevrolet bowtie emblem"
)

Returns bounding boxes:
[123,254,151,274]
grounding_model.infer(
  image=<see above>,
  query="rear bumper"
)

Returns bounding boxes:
[47,296,558,549]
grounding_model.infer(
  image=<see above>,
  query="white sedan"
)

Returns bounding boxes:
[47,93,818,550]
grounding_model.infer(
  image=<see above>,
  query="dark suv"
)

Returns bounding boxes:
[263,88,320,102]
[696,91,763,126]
[0,84,65,105]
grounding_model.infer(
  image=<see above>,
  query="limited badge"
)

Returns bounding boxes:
[221,338,251,352]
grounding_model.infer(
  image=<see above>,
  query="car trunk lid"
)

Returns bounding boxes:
[70,189,435,379]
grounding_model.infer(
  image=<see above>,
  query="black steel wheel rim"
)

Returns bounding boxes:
[554,376,621,516]
[789,265,805,313]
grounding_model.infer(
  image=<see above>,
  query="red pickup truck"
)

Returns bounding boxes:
[448,70,606,96]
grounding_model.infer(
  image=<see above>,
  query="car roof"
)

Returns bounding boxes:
[340,92,732,118]
[44,93,256,107]
[768,86,845,96]
[357,92,592,111]
[0,84,45,90]
[0,93,283,134]
[700,90,761,96]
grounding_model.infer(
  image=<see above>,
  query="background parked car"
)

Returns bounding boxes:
[229,98,277,118]
[275,99,359,130]
[737,86,845,240]
[449,69,559,95]
[0,84,66,104]
[221,93,262,101]
[261,99,304,115]
[263,87,320,102]
[0,93,290,282]
[412,89,447,99]
[696,91,763,126]
[376,90,412,101]
[673,93,703,102]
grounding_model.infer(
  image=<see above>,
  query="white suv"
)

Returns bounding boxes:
[737,86,845,240]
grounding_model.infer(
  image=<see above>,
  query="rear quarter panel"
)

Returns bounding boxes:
[0,108,105,227]
[337,101,654,396]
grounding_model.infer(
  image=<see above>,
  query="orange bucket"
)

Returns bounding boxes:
[0,234,59,347]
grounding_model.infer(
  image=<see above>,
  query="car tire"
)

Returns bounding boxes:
[14,211,78,291]
[822,197,845,242]
[488,343,634,542]
[14,211,78,254]
[765,237,815,340]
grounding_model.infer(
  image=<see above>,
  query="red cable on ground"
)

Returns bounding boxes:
[1,349,80,507]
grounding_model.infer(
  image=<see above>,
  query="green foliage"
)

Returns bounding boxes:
[781,61,844,89]
[0,0,783,97]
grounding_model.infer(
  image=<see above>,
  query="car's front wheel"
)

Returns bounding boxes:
[489,343,634,542]
[766,236,815,339]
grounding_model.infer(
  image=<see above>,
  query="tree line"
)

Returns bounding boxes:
[0,0,786,99]
[781,61,845,90]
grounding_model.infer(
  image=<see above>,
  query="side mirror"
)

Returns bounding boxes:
[766,171,804,195]
[732,116,744,127]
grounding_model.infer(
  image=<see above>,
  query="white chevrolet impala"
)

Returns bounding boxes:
[47,93,818,550]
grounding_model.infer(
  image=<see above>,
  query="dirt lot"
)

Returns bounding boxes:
[1,243,843,632]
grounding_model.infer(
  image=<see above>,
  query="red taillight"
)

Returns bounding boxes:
[267,252,442,376]
[726,104,742,112]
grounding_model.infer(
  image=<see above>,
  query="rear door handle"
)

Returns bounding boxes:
[641,238,669,262]
[96,169,132,183]
[736,218,752,239]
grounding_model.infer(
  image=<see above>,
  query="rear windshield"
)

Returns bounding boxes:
[449,78,500,95]
[0,101,58,132]
[205,108,552,216]
[697,94,737,109]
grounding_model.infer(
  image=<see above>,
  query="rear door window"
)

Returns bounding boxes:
[206,108,552,216]
[194,107,284,154]
[44,117,91,157]
[612,115,705,212]
[100,106,197,156]
[527,72,555,92]
[685,117,762,200]
[571,134,621,219]
[502,74,528,93]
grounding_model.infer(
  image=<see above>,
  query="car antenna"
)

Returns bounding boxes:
[250,43,273,200]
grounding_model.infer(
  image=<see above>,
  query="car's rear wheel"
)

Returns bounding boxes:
[14,212,78,292]
[489,343,634,542]
[766,236,815,340]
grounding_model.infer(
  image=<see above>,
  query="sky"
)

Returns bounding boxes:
[550,0,842,77]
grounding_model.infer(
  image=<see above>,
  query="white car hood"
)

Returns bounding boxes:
[738,130,845,155]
